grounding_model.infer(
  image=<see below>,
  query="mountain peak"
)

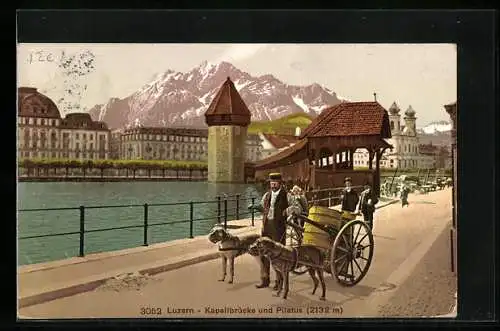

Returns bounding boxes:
[88,62,344,129]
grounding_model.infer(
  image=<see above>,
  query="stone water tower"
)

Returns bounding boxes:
[204,77,252,183]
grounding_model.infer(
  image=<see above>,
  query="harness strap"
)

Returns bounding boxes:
[268,250,283,260]
[292,247,299,271]
[218,247,244,252]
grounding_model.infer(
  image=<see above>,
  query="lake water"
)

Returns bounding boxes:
[17,181,263,265]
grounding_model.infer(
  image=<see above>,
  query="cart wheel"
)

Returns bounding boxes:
[330,219,374,286]
[285,218,308,275]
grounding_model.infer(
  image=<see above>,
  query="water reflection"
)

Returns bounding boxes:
[17,181,262,265]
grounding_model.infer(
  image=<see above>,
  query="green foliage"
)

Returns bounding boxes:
[248,112,313,135]
[17,158,208,170]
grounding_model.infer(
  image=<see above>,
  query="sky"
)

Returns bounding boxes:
[17,43,456,127]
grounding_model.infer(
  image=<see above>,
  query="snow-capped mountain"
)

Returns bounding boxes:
[417,120,452,134]
[88,61,343,129]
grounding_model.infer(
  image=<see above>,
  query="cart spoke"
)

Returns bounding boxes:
[338,259,347,273]
[359,256,369,261]
[358,244,373,250]
[349,258,355,280]
[357,232,369,244]
[334,253,348,264]
[341,234,352,249]
[353,257,364,274]
[336,245,349,254]
[353,223,362,244]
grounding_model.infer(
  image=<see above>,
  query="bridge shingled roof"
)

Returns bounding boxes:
[254,138,308,168]
[299,102,389,138]
[262,134,299,149]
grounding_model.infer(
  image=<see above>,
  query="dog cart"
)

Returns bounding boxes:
[285,206,374,287]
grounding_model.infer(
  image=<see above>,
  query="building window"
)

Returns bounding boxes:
[90,134,94,140]
[76,143,80,149]
[90,143,94,150]
[76,133,79,139]
[83,133,87,140]
[51,152,56,158]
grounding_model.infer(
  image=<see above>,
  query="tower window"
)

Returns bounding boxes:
[390,121,394,130]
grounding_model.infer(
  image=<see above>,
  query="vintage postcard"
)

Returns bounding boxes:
[17,43,457,319]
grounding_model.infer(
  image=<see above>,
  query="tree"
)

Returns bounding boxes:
[82,160,93,178]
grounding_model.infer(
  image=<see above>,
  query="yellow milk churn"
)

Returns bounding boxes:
[302,205,343,251]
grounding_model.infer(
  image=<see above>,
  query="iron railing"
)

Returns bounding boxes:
[18,185,367,262]
[18,193,259,258]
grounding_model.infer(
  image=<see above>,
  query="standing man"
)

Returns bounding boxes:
[338,177,359,278]
[340,177,359,214]
[256,172,290,289]
[358,182,378,230]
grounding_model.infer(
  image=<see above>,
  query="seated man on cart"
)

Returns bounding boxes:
[288,185,309,227]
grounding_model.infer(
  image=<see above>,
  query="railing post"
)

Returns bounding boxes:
[143,203,148,246]
[328,191,332,207]
[217,196,221,224]
[235,194,240,220]
[79,206,85,257]
[189,201,194,238]
[251,197,255,227]
[224,197,228,230]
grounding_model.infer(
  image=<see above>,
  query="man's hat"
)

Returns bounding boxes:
[344,177,352,183]
[268,173,282,181]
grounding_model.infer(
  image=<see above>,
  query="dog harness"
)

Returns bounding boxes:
[266,247,299,271]
[218,238,247,255]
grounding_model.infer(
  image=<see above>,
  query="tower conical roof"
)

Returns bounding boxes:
[205,77,251,127]
[389,101,400,115]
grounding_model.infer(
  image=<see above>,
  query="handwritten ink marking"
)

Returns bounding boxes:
[27,50,61,64]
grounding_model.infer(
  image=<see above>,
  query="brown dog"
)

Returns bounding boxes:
[248,237,326,300]
[208,224,260,284]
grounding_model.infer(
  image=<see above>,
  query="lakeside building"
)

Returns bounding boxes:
[117,126,262,162]
[353,101,436,170]
[17,87,111,160]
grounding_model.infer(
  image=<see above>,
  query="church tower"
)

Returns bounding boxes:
[388,102,401,135]
[404,105,417,136]
[204,77,252,183]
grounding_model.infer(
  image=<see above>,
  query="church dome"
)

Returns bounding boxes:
[405,105,416,117]
[388,101,400,115]
[18,87,61,119]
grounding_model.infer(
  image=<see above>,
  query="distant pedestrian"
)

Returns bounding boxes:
[358,183,378,230]
[400,185,410,207]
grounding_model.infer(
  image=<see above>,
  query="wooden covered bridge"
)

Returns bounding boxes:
[253,102,393,197]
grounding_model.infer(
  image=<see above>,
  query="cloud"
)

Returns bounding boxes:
[214,44,268,63]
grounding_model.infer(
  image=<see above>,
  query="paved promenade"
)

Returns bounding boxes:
[18,189,454,319]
